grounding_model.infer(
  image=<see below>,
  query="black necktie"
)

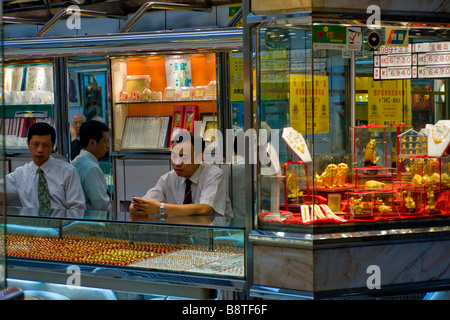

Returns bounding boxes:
[38,168,52,216]
[183,179,192,204]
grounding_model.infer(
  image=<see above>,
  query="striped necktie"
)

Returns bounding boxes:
[37,167,52,216]
[183,179,192,204]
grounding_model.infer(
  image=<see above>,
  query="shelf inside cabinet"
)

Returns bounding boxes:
[111,53,218,152]
[4,103,54,107]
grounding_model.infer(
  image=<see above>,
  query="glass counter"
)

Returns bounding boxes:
[4,207,245,299]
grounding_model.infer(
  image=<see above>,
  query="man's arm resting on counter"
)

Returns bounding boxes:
[130,197,212,216]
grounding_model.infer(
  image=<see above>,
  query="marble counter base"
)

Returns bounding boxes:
[253,239,450,296]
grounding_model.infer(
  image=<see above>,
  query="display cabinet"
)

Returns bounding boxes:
[2,28,243,216]
[5,208,245,299]
[245,3,450,299]
[110,53,218,153]
[1,60,56,152]
[109,49,236,214]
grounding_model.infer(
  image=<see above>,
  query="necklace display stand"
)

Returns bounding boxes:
[427,120,450,157]
[282,127,312,163]
[262,142,291,221]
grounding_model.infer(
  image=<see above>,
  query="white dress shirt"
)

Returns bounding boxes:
[143,163,233,218]
[71,150,111,212]
[6,156,86,210]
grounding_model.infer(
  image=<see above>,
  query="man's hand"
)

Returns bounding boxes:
[130,197,161,215]
[129,197,213,217]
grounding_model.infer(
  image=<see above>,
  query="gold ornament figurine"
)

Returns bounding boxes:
[427,187,435,211]
[378,202,392,215]
[351,197,364,215]
[405,191,416,212]
[314,163,348,188]
[362,139,380,166]
[287,171,303,200]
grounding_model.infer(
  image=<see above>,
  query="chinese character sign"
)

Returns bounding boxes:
[229,51,244,102]
[289,74,329,134]
[368,79,411,127]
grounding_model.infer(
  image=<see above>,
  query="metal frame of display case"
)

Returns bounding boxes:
[243,2,450,299]
[7,258,245,299]
[2,27,246,299]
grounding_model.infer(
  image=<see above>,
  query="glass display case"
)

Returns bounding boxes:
[0,57,6,297]
[246,3,450,299]
[251,19,450,234]
[5,208,245,299]
[2,60,56,153]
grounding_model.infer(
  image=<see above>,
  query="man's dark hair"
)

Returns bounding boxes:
[27,122,56,144]
[172,131,205,154]
[79,120,109,148]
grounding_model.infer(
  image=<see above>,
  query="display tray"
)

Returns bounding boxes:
[6,233,244,278]
[258,210,450,234]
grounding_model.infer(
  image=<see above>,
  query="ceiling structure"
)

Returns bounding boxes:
[3,0,236,23]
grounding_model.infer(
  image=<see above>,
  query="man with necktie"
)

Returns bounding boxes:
[5,122,86,214]
[130,131,233,220]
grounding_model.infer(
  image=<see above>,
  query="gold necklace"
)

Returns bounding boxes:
[432,124,450,143]
[287,134,305,153]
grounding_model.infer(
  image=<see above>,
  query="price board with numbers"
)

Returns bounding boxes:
[373,42,450,80]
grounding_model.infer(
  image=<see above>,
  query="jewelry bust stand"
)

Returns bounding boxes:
[263,128,313,221]
[427,120,450,157]
[264,175,288,221]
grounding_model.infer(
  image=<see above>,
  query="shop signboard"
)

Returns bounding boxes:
[312,25,362,51]
[367,78,411,127]
[229,51,244,102]
[385,27,409,47]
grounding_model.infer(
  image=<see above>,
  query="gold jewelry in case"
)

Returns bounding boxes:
[427,187,435,211]
[285,132,306,154]
[314,163,348,188]
[350,197,363,215]
[404,191,416,211]
[378,202,392,214]
[286,171,303,199]
[364,180,386,189]
[431,124,450,143]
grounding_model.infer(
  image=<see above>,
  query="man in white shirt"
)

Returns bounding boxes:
[130,132,233,219]
[71,120,111,212]
[6,122,86,211]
